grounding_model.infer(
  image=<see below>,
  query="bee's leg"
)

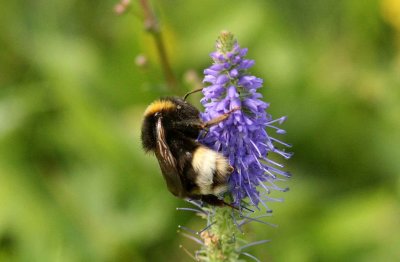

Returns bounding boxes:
[199,195,254,212]
[202,107,240,129]
[172,107,240,131]
[200,195,226,207]
[222,201,240,210]
[172,120,203,130]
[222,201,254,212]
[198,129,209,140]
[199,195,238,210]
[183,87,204,101]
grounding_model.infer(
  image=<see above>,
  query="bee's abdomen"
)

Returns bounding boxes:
[191,146,232,195]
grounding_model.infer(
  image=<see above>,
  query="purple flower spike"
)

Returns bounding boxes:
[199,32,292,210]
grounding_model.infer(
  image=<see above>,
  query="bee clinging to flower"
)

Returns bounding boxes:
[141,95,239,207]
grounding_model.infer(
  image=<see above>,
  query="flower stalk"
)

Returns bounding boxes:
[138,0,177,90]
[200,31,292,208]
[198,207,241,262]
[191,31,292,261]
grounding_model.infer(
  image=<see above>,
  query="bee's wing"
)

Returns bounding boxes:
[155,118,185,198]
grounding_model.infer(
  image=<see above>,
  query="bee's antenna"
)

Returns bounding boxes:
[183,87,204,101]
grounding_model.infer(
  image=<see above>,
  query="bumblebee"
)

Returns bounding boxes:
[141,95,237,207]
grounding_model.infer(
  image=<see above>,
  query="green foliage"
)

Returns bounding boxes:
[1,0,399,261]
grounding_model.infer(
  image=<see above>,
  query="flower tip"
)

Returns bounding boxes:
[285,152,294,159]
[276,129,286,134]
[216,31,237,54]
[279,116,288,124]
[219,30,234,41]
[280,171,293,178]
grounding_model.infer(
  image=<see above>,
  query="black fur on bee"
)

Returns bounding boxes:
[141,97,236,207]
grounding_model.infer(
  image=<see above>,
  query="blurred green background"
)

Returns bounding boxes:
[1,0,399,261]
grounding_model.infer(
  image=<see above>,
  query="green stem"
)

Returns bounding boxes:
[200,207,241,262]
[139,0,177,91]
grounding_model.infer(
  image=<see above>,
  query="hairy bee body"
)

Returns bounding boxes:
[141,97,233,206]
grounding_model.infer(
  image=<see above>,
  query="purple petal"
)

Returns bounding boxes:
[216,74,229,85]
[227,85,238,98]
[209,63,225,71]
[204,68,220,77]
[230,69,239,78]
[239,59,255,70]
[203,75,216,83]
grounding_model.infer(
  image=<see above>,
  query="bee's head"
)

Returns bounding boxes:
[141,99,177,152]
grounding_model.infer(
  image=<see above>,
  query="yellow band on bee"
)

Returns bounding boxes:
[144,100,176,116]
